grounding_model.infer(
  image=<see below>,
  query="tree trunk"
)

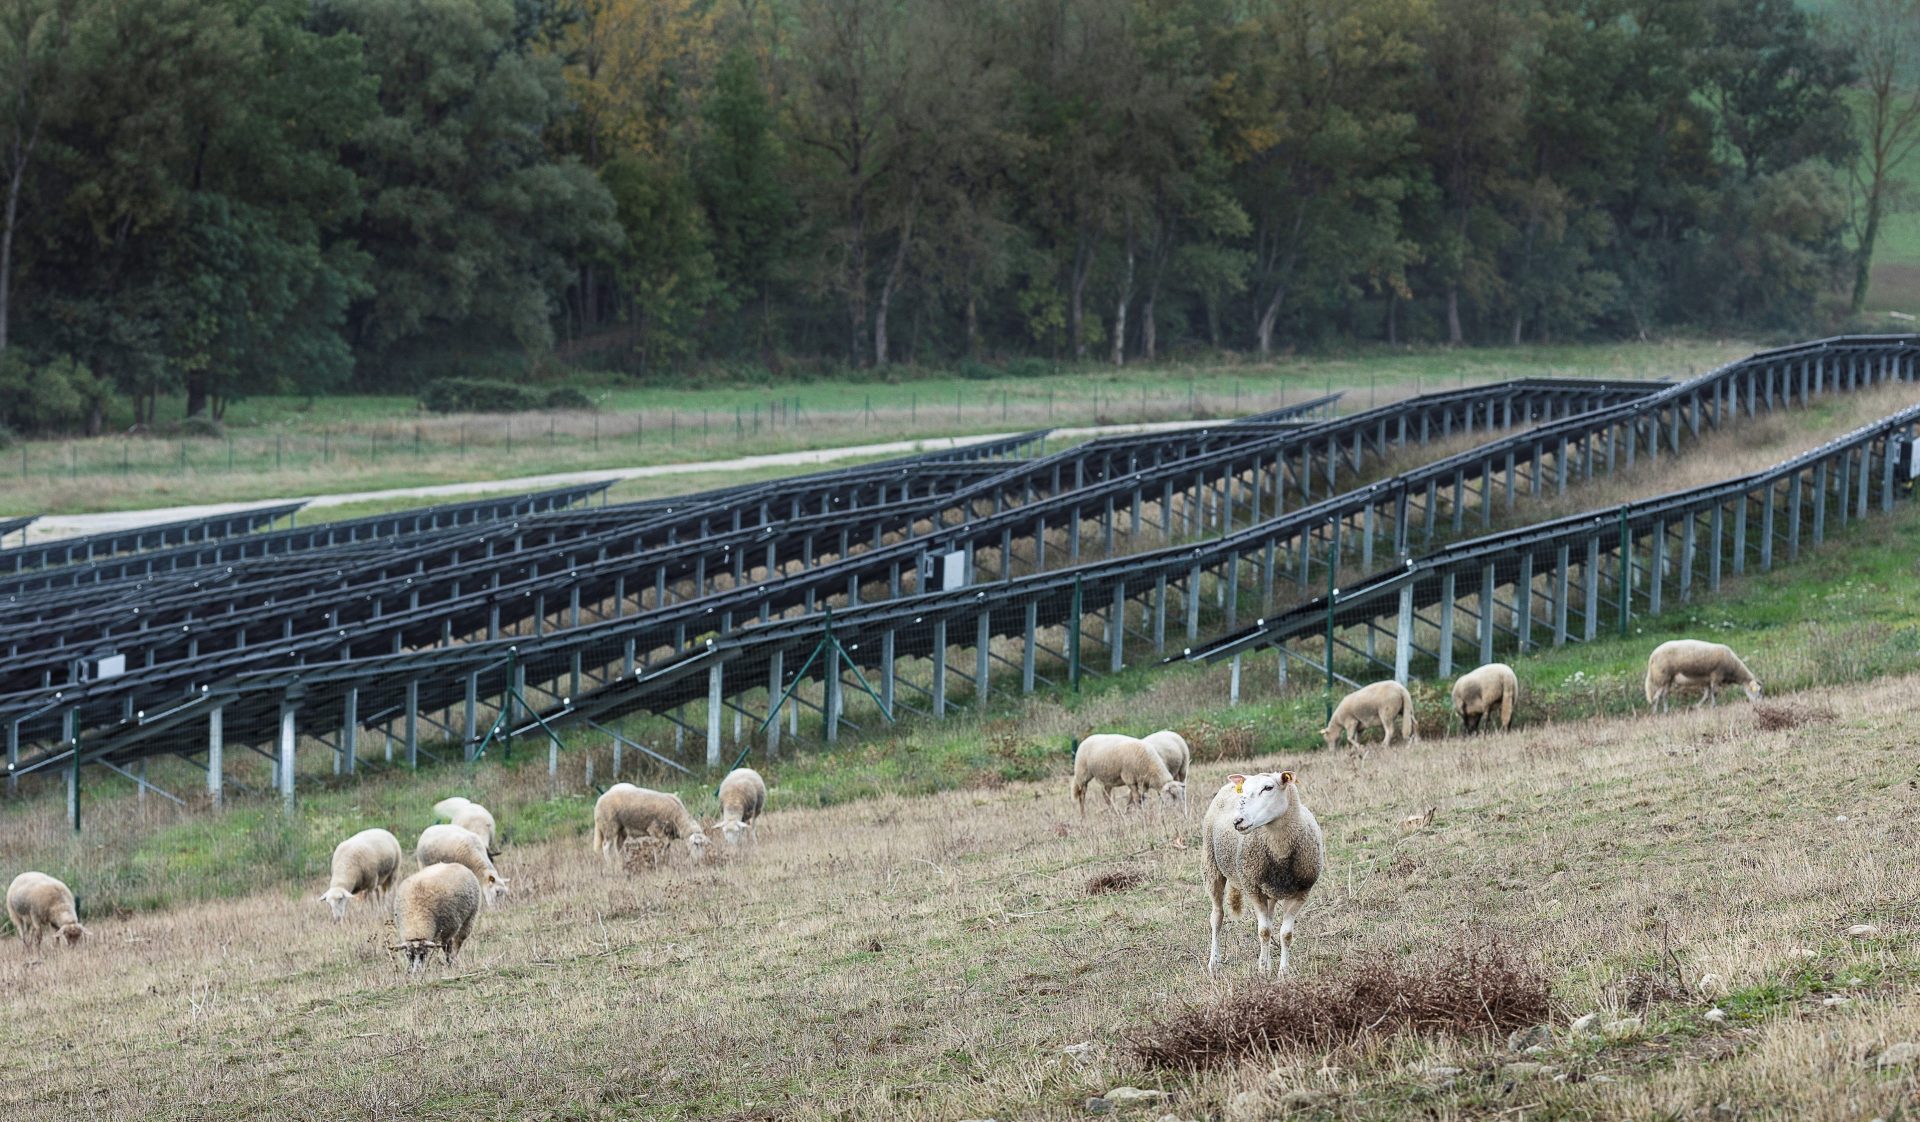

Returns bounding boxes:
[0,121,40,357]
[1110,224,1134,367]
[185,374,209,419]
[1852,189,1884,316]
[1255,214,1306,356]
[965,294,980,360]
[1386,293,1398,345]
[1068,223,1092,360]
[1206,296,1220,349]
[1446,284,1464,345]
[847,185,869,368]
[873,201,916,367]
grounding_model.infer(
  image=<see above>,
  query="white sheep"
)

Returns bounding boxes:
[6,872,87,950]
[318,828,403,921]
[1202,771,1323,976]
[433,796,499,856]
[389,862,482,974]
[1451,662,1518,734]
[593,783,711,867]
[1645,639,1763,713]
[415,824,510,905]
[1071,734,1187,816]
[1321,680,1417,753]
[714,767,767,847]
[1141,729,1191,782]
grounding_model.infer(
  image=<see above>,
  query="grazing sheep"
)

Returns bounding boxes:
[1203,772,1323,976]
[1321,680,1417,754]
[1645,640,1763,713]
[1141,729,1191,782]
[1451,662,1518,734]
[415,824,510,905]
[6,872,86,950]
[714,767,767,847]
[592,783,711,867]
[433,796,499,855]
[389,862,481,974]
[1071,734,1187,817]
[318,828,403,921]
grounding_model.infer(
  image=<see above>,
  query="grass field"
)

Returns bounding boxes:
[1,338,1753,516]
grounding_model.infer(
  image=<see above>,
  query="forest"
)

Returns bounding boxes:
[0,0,1908,433]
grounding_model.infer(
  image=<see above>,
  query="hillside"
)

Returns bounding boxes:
[3,665,1916,1120]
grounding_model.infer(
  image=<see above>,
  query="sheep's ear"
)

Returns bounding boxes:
[1228,774,1247,793]
[1280,771,1295,785]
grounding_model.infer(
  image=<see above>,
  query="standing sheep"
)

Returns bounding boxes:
[1071,734,1187,816]
[1203,772,1323,976]
[1141,730,1191,782]
[318,828,403,921]
[1451,663,1518,734]
[1321,680,1417,754]
[6,872,87,950]
[433,796,499,856]
[1645,640,1763,713]
[713,767,767,847]
[593,784,711,867]
[389,862,482,974]
[415,824,510,904]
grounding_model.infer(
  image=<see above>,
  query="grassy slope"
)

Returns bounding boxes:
[2,338,1752,515]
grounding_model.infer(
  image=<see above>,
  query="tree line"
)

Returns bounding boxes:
[0,0,1910,433]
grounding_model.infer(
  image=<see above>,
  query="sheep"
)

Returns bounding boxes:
[1321,680,1417,754]
[388,862,481,975]
[6,872,86,950]
[1451,662,1518,734]
[713,767,767,847]
[1141,729,1191,782]
[415,824,510,905]
[433,796,499,856]
[1070,734,1187,817]
[592,783,711,868]
[1645,640,1763,713]
[318,828,403,921]
[1202,771,1323,977]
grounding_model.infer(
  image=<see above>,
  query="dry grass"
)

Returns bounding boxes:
[4,674,1920,1119]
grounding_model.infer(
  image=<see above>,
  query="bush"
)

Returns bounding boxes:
[0,422,15,450]
[955,359,998,381]
[1003,356,1053,379]
[542,386,594,410]
[0,351,111,435]
[175,415,226,440]
[419,378,542,413]
[1128,938,1548,1071]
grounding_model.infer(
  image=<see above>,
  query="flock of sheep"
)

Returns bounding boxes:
[7,638,1760,977]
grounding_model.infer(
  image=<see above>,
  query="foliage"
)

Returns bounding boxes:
[0,350,109,434]
[420,377,544,414]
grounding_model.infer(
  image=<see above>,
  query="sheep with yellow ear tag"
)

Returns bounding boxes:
[1202,770,1323,977]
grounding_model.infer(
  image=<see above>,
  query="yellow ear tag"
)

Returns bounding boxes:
[1232,780,1244,794]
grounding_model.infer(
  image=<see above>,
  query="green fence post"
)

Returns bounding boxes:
[1069,574,1083,692]
[1617,506,1631,638]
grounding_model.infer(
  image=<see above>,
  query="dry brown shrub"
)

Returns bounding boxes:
[1184,719,1256,762]
[1128,938,1549,1071]
[1754,703,1835,732]
[1086,868,1147,895]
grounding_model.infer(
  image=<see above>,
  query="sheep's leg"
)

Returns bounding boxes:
[1275,896,1305,974]
[1206,870,1228,978]
[1379,713,1395,750]
[1252,895,1277,975]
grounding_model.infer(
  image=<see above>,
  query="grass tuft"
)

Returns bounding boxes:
[1085,868,1147,895]
[1128,938,1549,1071]
[1753,702,1834,732]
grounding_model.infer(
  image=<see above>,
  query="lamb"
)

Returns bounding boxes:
[713,767,767,847]
[1645,639,1763,713]
[6,872,87,950]
[1140,729,1191,782]
[1202,771,1323,976]
[415,824,510,904]
[1321,680,1417,753]
[1451,662,1518,734]
[432,796,499,856]
[592,783,711,867]
[318,827,403,921]
[1070,734,1187,817]
[388,862,482,974]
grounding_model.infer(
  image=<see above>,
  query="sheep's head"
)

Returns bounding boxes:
[686,830,712,863]
[1227,772,1296,832]
[718,818,753,847]
[319,886,352,921]
[1161,780,1187,808]
[57,922,87,946]
[1319,723,1340,751]
[1745,680,1764,702]
[392,939,440,974]
[484,873,511,905]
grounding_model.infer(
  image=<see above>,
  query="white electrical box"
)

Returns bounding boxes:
[95,654,126,679]
[941,549,970,590]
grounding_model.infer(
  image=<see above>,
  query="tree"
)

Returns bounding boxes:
[1836,0,1920,314]
[692,46,793,351]
[0,0,78,356]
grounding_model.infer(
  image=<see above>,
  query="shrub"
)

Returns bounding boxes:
[1128,938,1549,1071]
[1085,868,1146,895]
[419,378,542,413]
[0,422,15,450]
[175,415,226,440]
[1002,356,1053,379]
[955,359,998,381]
[0,351,112,435]
[542,386,595,410]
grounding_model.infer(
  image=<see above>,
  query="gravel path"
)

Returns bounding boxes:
[21,418,1227,543]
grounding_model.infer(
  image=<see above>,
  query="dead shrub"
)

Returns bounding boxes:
[1185,720,1256,762]
[1128,938,1549,1071]
[1086,868,1147,895]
